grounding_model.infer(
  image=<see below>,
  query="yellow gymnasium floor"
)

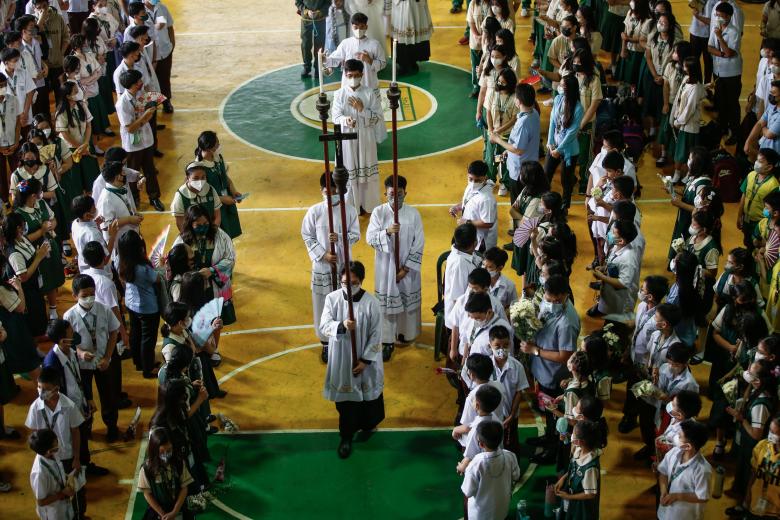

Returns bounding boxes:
[0,0,766,518]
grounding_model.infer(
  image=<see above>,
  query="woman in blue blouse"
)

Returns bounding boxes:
[545,74,584,211]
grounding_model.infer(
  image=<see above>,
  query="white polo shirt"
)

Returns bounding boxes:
[461,449,520,520]
[462,181,498,251]
[0,93,19,148]
[25,394,84,461]
[708,23,742,78]
[491,355,530,418]
[30,454,74,520]
[71,219,112,276]
[52,345,87,413]
[82,267,119,309]
[63,301,120,370]
[116,89,154,152]
[657,447,712,520]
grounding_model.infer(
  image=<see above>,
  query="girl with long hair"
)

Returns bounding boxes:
[193,131,243,239]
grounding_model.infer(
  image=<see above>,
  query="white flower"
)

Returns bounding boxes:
[590,186,603,199]
[671,237,686,253]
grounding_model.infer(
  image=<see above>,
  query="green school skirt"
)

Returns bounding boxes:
[673,130,698,164]
[87,95,111,135]
[600,11,624,54]
[615,49,644,85]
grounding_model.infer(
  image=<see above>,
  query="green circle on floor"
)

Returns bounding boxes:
[220,62,481,162]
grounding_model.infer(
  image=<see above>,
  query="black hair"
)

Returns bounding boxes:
[38,366,61,388]
[666,342,692,364]
[573,419,601,451]
[13,176,42,209]
[161,301,190,338]
[145,427,183,480]
[544,274,570,297]
[46,319,70,345]
[71,195,95,220]
[495,28,517,60]
[453,223,477,250]
[341,260,366,281]
[2,212,25,244]
[101,160,124,184]
[715,2,734,16]
[464,291,492,314]
[569,350,592,379]
[515,83,536,107]
[466,353,494,381]
[679,419,709,451]
[319,171,334,189]
[129,24,150,40]
[14,15,35,32]
[613,219,637,244]
[577,395,608,448]
[643,275,670,302]
[656,303,682,327]
[118,230,151,284]
[119,40,141,58]
[82,241,107,269]
[682,56,702,84]
[612,176,635,199]
[350,12,368,25]
[119,68,142,89]
[383,175,407,190]
[180,204,217,244]
[739,311,770,350]
[195,130,218,161]
[71,274,96,296]
[127,2,146,17]
[560,74,580,129]
[519,161,550,197]
[602,129,625,150]
[674,390,702,419]
[29,429,58,455]
[612,200,636,222]
[166,244,192,279]
[540,191,564,221]
[484,247,508,268]
[691,210,722,253]
[602,151,624,171]
[344,58,364,73]
[476,420,504,450]
[105,146,129,163]
[468,267,492,288]
[582,335,608,372]
[475,384,502,414]
[688,147,713,178]
[0,47,20,63]
[468,160,489,178]
[489,325,510,342]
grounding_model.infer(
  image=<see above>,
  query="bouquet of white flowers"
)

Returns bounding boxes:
[590,186,603,199]
[510,298,543,342]
[721,379,739,408]
[671,237,686,254]
[630,379,662,399]
[601,323,623,358]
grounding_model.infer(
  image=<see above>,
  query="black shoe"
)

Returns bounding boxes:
[163,101,174,114]
[206,425,218,435]
[655,157,667,168]
[633,446,652,461]
[156,124,166,131]
[150,199,165,212]
[120,349,133,360]
[382,344,394,361]
[338,438,353,458]
[153,149,164,158]
[529,448,556,464]
[397,335,411,345]
[689,354,704,366]
[586,304,605,318]
[526,435,555,447]
[502,242,514,251]
[103,129,116,137]
[117,398,132,409]
[85,463,110,476]
[588,281,602,291]
[0,427,20,440]
[725,134,737,146]
[301,68,312,78]
[725,506,746,517]
[213,390,228,399]
[206,414,217,423]
[106,427,120,443]
[469,91,479,99]
[321,345,328,363]
[450,7,462,13]
[617,416,638,434]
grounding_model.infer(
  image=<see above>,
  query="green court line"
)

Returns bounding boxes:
[127,429,555,520]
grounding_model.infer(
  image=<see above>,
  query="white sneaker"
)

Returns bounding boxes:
[671,171,681,184]
[48,308,58,321]
[211,352,222,362]
[93,143,104,154]
[542,98,554,106]
[521,7,529,17]
[498,184,508,196]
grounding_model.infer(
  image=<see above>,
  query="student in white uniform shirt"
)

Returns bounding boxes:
[455,384,504,474]
[16,15,49,118]
[655,343,700,426]
[28,428,76,520]
[324,11,386,93]
[0,48,34,131]
[96,161,143,265]
[92,146,144,205]
[70,195,117,276]
[25,0,67,21]
[447,268,508,364]
[114,69,163,211]
[461,420,520,520]
[458,352,509,423]
[81,241,130,348]
[488,326,529,452]
[0,72,20,204]
[449,160,498,252]
[619,275,669,434]
[456,292,513,361]
[588,219,641,321]
[482,247,518,312]
[443,223,481,324]
[171,162,223,232]
[25,368,86,518]
[657,419,712,520]
[656,390,702,464]
[301,172,360,361]
[124,2,156,54]
[143,0,175,113]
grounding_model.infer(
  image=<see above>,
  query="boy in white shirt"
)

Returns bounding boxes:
[456,353,508,438]
[656,390,702,464]
[488,326,530,453]
[656,344,700,423]
[455,384,504,474]
[29,428,76,520]
[483,247,518,313]
[461,420,521,520]
[25,367,85,518]
[443,222,481,323]
[324,11,387,93]
[457,292,513,361]
[82,241,130,350]
[450,160,498,252]
[70,195,117,276]
[588,219,641,321]
[657,419,712,519]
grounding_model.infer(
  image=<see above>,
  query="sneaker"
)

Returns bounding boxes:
[617,416,638,434]
[542,98,554,107]
[655,156,666,168]
[382,343,394,361]
[458,36,468,45]
[0,481,10,492]
[521,7,529,16]
[498,184,507,196]
[449,6,462,13]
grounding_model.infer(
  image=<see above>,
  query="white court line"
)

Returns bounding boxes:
[212,499,253,520]
[218,343,321,384]
[176,25,533,37]
[123,438,148,520]
[137,198,672,215]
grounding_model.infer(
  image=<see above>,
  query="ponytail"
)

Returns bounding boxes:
[161,323,171,338]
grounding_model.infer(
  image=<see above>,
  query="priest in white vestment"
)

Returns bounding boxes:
[390,0,433,74]
[326,10,388,89]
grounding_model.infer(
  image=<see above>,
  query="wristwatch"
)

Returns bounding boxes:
[534,347,541,357]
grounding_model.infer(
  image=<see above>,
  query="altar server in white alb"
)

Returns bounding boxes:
[366,175,424,361]
[331,58,385,214]
[324,11,387,95]
[320,261,385,460]
[301,172,360,362]
[345,0,388,54]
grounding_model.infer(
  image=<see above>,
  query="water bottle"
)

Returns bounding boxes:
[516,499,530,520]
[712,465,725,498]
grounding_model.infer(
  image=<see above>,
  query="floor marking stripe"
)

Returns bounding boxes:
[212,499,253,520]
[124,439,148,520]
[177,25,534,37]
[217,343,321,384]
[138,197,672,215]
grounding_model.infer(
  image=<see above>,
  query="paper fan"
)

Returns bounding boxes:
[513,217,540,248]
[520,74,542,85]
[191,297,224,347]
[766,231,780,268]
[149,225,170,268]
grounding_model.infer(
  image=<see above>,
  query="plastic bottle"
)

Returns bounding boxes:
[712,465,725,498]
[516,499,530,520]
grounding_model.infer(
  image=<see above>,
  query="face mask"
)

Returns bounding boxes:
[491,5,502,15]
[669,258,677,273]
[78,296,95,310]
[773,66,780,76]
[38,388,56,400]
[0,86,6,97]
[189,179,205,191]
[672,434,689,450]
[561,27,573,37]
[541,300,563,316]
[606,230,616,246]
[97,6,109,15]
[756,161,766,173]
[388,194,405,209]
[486,268,498,278]
[352,28,366,38]
[688,225,699,236]
[490,57,503,68]
[71,90,84,102]
[194,224,209,235]
[184,317,192,328]
[323,193,340,205]
[341,282,361,294]
[557,84,565,95]
[348,76,362,88]
[657,23,668,33]
[744,370,758,384]
[665,401,677,417]
[573,63,584,74]
[763,49,770,58]
[493,348,508,360]
[42,128,51,137]
[159,452,171,463]
[769,432,780,445]
[630,0,635,9]
[638,290,648,303]
[716,16,727,26]
[755,351,768,362]
[495,81,506,91]
[764,208,772,219]
[23,159,38,168]
[538,274,547,286]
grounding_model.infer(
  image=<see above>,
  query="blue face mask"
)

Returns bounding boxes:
[765,208,773,219]
[606,230,615,246]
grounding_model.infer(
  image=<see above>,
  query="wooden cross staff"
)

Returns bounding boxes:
[387,80,402,272]
[315,91,338,291]
[319,125,359,369]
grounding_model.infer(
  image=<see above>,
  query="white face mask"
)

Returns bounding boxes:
[71,90,84,102]
[352,27,366,38]
[341,282,361,294]
[78,296,95,310]
[762,49,770,59]
[97,6,109,15]
[769,432,780,445]
[629,0,636,9]
[491,5,502,16]
[665,401,676,417]
[490,57,503,68]
[189,179,205,192]
[773,65,780,76]
[755,351,768,362]
[42,128,51,137]
[493,348,508,360]
[485,268,498,278]
[184,317,192,328]
[756,161,766,173]
[638,290,648,303]
[0,87,6,97]
[38,388,56,400]
[744,369,758,384]
[688,225,700,236]
[669,258,677,273]
[348,76,362,88]
[672,433,689,450]
[538,274,547,286]
[657,23,668,33]
[323,193,340,205]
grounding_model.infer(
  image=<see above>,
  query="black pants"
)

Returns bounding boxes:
[129,310,160,375]
[155,52,173,101]
[335,393,385,440]
[81,350,121,430]
[32,84,51,121]
[689,35,713,84]
[715,75,742,136]
[127,146,160,200]
[638,397,657,450]
[61,457,87,518]
[48,66,64,106]
[538,383,564,439]
[622,364,643,420]
[544,152,578,209]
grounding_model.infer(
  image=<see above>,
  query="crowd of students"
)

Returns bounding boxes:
[299,0,780,519]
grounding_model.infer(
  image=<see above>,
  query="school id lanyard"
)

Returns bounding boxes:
[40,408,59,430]
[668,457,692,488]
[633,308,655,344]
[40,458,65,490]
[470,315,498,345]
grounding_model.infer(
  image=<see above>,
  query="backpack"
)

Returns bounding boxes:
[712,148,744,203]
[698,121,724,150]
[621,119,645,163]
